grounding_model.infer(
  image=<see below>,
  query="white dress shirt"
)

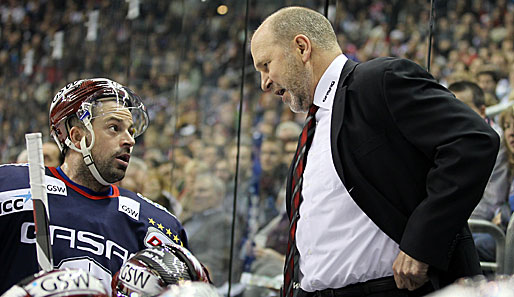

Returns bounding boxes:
[296,54,400,291]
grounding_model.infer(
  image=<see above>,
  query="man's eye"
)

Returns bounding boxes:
[109,125,118,132]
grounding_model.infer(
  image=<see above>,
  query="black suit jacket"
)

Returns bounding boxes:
[286,57,500,286]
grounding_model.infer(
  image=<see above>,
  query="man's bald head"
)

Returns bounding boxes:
[257,6,340,52]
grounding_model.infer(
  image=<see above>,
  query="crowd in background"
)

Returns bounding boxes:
[1,0,514,294]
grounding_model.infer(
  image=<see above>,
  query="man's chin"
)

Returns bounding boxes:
[287,96,310,113]
[103,168,126,184]
[288,103,308,114]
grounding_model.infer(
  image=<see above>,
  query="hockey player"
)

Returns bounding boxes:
[0,78,188,294]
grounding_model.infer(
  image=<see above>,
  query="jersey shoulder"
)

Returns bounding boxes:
[0,163,30,191]
[117,187,178,220]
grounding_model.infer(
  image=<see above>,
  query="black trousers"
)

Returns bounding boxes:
[296,277,434,297]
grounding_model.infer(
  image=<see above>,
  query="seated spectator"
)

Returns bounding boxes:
[118,156,147,194]
[16,142,63,168]
[476,65,501,105]
[253,138,287,229]
[182,173,243,288]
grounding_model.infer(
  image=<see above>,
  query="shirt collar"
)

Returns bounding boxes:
[313,54,348,110]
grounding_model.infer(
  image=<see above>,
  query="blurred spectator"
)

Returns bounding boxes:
[182,173,243,287]
[178,159,209,210]
[254,138,286,229]
[15,141,63,167]
[275,120,302,144]
[42,142,63,167]
[476,65,502,105]
[118,156,147,194]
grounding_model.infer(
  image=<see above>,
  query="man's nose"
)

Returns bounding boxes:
[122,131,136,147]
[261,74,272,92]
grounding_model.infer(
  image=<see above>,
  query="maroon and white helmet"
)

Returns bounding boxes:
[111,243,211,297]
[49,78,148,185]
[1,269,108,297]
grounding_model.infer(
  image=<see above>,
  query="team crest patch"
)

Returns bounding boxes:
[118,196,140,220]
[144,227,174,247]
[144,218,183,248]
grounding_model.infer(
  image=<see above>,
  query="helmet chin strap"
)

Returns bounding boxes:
[64,121,111,187]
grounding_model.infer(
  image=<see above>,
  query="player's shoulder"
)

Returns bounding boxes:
[0,162,29,172]
[0,163,30,187]
[117,187,178,220]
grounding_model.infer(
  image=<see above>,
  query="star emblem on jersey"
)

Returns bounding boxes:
[144,218,183,248]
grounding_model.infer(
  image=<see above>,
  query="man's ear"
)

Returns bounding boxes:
[69,126,84,150]
[479,104,487,118]
[294,34,312,63]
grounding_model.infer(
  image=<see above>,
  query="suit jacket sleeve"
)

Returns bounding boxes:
[380,59,500,269]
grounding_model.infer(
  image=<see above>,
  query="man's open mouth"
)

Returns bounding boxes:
[275,89,286,96]
[116,154,130,163]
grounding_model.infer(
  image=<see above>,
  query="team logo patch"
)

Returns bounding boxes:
[118,196,140,220]
[144,226,174,248]
[0,188,33,216]
[45,175,67,196]
[25,270,107,297]
[118,261,162,294]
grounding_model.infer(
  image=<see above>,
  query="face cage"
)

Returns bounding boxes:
[75,87,148,138]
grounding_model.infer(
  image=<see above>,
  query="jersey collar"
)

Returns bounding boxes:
[50,167,119,200]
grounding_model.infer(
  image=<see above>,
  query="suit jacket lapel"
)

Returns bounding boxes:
[331,59,358,187]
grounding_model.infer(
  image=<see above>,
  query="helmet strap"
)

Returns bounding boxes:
[79,136,111,186]
[64,120,111,186]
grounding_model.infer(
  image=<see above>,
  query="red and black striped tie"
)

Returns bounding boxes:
[283,104,319,297]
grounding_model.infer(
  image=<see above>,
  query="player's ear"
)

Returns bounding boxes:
[69,126,84,149]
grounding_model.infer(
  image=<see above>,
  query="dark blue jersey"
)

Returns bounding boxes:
[0,164,187,294]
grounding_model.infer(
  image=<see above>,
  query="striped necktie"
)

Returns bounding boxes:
[283,104,319,297]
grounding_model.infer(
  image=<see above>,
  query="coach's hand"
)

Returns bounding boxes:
[393,251,429,291]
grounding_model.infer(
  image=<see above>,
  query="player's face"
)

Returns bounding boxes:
[90,101,135,183]
[251,26,313,113]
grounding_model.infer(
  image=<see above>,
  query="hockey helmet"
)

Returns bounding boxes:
[1,269,108,297]
[49,78,148,186]
[111,243,211,297]
[49,78,148,153]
